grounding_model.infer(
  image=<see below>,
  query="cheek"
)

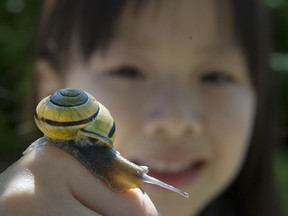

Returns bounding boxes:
[204,88,256,183]
[209,95,255,147]
[98,92,145,151]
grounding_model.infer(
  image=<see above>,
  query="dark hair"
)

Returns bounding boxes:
[36,0,279,215]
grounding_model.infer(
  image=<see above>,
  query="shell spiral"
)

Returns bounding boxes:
[35,88,116,147]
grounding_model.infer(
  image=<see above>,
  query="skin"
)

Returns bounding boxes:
[0,145,157,216]
[0,0,255,215]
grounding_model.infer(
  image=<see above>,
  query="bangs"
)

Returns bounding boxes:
[37,0,150,71]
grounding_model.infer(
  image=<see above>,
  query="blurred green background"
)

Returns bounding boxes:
[0,0,287,214]
[0,0,41,165]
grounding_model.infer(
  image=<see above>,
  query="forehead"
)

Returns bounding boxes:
[113,0,236,51]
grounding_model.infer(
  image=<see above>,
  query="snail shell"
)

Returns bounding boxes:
[35,88,115,147]
[24,88,189,198]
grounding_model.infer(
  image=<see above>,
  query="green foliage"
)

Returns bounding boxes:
[275,150,288,216]
[268,0,288,51]
[0,0,42,161]
[268,0,288,137]
[263,1,288,214]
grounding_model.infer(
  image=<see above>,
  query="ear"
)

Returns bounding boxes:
[35,59,63,99]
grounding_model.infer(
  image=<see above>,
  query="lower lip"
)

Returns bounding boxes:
[147,162,205,187]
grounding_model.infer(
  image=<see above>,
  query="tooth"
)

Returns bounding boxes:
[146,159,191,173]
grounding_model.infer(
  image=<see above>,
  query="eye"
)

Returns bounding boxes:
[200,70,235,84]
[108,66,146,80]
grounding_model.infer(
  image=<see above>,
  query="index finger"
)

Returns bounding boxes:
[61,146,159,216]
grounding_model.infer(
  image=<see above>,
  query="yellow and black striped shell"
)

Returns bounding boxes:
[35,88,115,147]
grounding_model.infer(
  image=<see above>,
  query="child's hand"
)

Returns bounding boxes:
[0,145,158,216]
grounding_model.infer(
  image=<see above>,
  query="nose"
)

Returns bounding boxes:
[144,87,203,138]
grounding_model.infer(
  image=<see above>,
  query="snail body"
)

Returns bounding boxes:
[24,88,189,198]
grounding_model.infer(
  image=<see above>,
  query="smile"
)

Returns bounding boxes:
[134,159,206,187]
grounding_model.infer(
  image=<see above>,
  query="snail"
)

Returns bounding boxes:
[24,88,189,198]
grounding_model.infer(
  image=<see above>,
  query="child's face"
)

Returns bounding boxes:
[40,0,256,215]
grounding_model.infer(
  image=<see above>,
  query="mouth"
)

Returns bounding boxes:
[133,159,206,187]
